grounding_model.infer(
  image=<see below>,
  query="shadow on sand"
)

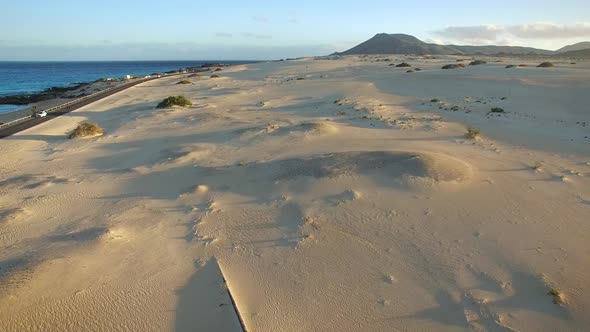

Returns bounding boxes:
[175,257,244,332]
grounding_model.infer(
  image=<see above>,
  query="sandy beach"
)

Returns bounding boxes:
[1,56,589,331]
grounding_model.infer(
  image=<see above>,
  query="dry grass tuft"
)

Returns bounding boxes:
[69,123,104,139]
[157,95,192,108]
[465,128,480,139]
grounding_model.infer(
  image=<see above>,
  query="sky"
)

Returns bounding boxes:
[0,0,589,60]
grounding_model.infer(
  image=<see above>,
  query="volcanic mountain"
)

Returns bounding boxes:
[335,33,558,56]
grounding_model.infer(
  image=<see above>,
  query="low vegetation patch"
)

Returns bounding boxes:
[465,128,480,139]
[490,107,505,113]
[396,62,411,67]
[157,95,192,108]
[430,98,441,103]
[469,60,487,65]
[537,62,554,68]
[505,65,517,68]
[210,74,220,78]
[548,288,566,305]
[442,64,465,69]
[69,123,103,139]
[187,73,201,78]
[176,80,192,85]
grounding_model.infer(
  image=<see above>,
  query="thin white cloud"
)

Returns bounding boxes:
[433,22,590,45]
[251,16,269,23]
[0,42,335,61]
[433,25,504,44]
[216,32,233,38]
[507,22,590,39]
[241,32,272,39]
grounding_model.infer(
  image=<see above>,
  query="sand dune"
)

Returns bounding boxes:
[0,55,589,331]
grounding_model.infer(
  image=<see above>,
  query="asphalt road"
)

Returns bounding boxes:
[0,75,170,139]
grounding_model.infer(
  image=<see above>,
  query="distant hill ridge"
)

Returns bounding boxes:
[556,42,590,53]
[336,33,589,56]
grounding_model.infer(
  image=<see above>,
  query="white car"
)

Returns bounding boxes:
[35,111,47,118]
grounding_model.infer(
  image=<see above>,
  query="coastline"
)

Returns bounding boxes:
[0,62,248,125]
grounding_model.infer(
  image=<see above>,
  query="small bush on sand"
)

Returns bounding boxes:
[537,62,554,68]
[442,64,465,69]
[548,288,566,305]
[210,74,220,78]
[505,65,517,68]
[469,60,487,65]
[518,64,528,67]
[177,80,192,85]
[490,107,505,113]
[396,62,411,67]
[430,98,441,103]
[157,95,192,108]
[214,68,222,72]
[187,73,201,78]
[465,128,480,139]
[69,123,103,139]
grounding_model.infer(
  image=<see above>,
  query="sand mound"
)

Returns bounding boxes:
[297,122,339,135]
[271,151,471,184]
[237,122,338,141]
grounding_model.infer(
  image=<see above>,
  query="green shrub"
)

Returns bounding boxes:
[157,95,192,108]
[430,98,441,103]
[177,80,192,85]
[465,128,480,139]
[469,60,487,65]
[505,65,517,68]
[69,123,103,139]
[396,62,411,67]
[490,107,505,113]
[187,73,201,78]
[210,74,220,78]
[537,62,554,68]
[442,64,465,69]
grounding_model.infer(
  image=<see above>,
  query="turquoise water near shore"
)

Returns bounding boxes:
[0,60,255,114]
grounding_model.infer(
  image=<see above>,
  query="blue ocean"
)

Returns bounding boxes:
[0,60,254,114]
